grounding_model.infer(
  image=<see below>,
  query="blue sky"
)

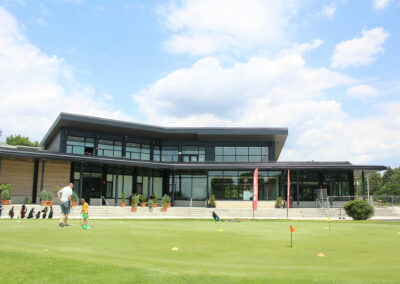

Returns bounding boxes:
[0,0,399,166]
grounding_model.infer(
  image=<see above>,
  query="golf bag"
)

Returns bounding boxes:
[9,206,14,219]
[48,206,53,219]
[20,205,27,219]
[41,207,48,219]
[27,208,35,219]
[212,211,220,221]
[35,210,41,219]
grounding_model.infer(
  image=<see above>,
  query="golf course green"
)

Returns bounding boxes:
[0,219,399,283]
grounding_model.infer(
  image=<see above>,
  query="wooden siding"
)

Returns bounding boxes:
[37,160,71,198]
[0,157,34,196]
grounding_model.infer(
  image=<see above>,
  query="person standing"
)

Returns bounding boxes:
[57,183,73,227]
[80,198,89,230]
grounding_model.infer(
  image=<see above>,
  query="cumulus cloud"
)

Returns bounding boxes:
[0,7,131,142]
[373,0,392,9]
[346,84,379,98]
[279,39,323,56]
[159,0,298,56]
[331,27,389,68]
[316,2,336,19]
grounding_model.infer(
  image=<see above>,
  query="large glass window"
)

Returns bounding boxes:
[98,139,122,157]
[161,146,178,162]
[182,146,205,162]
[66,136,94,155]
[215,146,268,162]
[173,173,207,200]
[126,143,150,160]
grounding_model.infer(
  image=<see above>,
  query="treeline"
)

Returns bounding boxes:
[367,167,400,196]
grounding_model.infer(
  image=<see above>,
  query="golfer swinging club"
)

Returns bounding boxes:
[58,183,73,227]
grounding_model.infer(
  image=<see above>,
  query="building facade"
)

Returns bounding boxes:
[0,113,386,207]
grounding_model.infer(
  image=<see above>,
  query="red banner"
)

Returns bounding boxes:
[253,168,258,211]
[287,170,291,213]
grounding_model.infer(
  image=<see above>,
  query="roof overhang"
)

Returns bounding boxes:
[40,113,288,160]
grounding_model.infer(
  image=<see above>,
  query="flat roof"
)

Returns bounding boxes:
[0,146,387,173]
[40,113,289,160]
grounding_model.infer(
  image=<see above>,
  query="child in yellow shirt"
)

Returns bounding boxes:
[80,199,89,230]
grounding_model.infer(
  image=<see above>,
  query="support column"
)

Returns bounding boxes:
[362,170,366,200]
[296,170,299,207]
[32,159,39,204]
[40,160,45,192]
[349,171,355,197]
[115,168,119,206]
[147,170,151,198]
[79,164,84,198]
[171,171,175,205]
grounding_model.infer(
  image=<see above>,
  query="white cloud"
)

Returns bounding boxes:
[346,84,379,98]
[134,54,400,165]
[159,0,298,56]
[0,7,131,142]
[373,0,392,9]
[36,18,48,26]
[331,27,389,68]
[316,2,336,19]
[279,39,323,56]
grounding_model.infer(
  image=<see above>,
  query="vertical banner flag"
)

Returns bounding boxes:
[253,168,259,211]
[287,170,291,215]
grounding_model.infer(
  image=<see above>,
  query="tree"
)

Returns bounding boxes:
[6,134,39,147]
[380,168,400,196]
[382,167,394,186]
[368,172,382,195]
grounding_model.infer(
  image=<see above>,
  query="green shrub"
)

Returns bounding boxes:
[0,184,12,195]
[139,194,146,204]
[152,193,158,203]
[344,199,374,220]
[208,194,216,207]
[162,194,168,208]
[47,191,53,201]
[1,189,10,200]
[275,197,283,208]
[147,199,154,208]
[71,192,78,202]
[131,194,140,207]
[26,197,31,204]
[121,193,126,203]
[165,194,171,204]
[40,190,48,201]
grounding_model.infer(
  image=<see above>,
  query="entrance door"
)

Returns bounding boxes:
[82,176,102,204]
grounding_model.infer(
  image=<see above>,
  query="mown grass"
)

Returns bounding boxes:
[0,219,399,283]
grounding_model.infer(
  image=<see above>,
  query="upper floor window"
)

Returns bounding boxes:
[153,146,161,161]
[126,143,150,160]
[182,146,205,162]
[98,139,122,157]
[66,136,94,155]
[215,146,268,162]
[161,146,178,162]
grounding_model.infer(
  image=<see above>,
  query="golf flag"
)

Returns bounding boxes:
[287,170,291,214]
[290,225,295,233]
[253,168,259,211]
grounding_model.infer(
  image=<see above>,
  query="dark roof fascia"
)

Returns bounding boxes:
[40,112,288,147]
[0,148,387,172]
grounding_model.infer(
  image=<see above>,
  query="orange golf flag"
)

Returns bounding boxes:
[290,225,295,233]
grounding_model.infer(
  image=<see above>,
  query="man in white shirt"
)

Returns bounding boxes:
[57,183,74,227]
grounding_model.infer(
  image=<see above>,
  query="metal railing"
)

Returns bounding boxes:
[100,196,110,207]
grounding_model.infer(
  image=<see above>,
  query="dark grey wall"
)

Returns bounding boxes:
[46,130,61,152]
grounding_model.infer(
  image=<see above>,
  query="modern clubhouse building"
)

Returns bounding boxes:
[0,113,386,208]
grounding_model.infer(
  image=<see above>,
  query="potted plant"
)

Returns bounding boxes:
[161,194,168,212]
[152,193,159,208]
[120,192,126,207]
[275,197,283,208]
[131,194,140,212]
[40,189,48,206]
[71,191,78,206]
[147,199,154,209]
[166,194,172,208]
[0,184,12,205]
[46,191,54,206]
[1,189,11,205]
[139,194,146,207]
[208,194,216,208]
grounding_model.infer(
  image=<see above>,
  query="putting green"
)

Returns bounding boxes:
[0,219,399,283]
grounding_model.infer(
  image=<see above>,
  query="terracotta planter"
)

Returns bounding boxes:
[161,207,167,212]
[120,202,126,207]
[1,200,10,205]
[131,207,137,212]
[47,201,53,206]
[41,201,47,206]
[140,203,146,207]
[167,203,171,208]
[71,201,77,206]
[153,203,158,208]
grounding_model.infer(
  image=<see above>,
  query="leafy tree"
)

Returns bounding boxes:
[368,172,382,195]
[6,134,38,147]
[382,167,394,186]
[379,168,400,196]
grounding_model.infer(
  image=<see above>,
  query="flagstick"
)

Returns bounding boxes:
[291,231,293,248]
